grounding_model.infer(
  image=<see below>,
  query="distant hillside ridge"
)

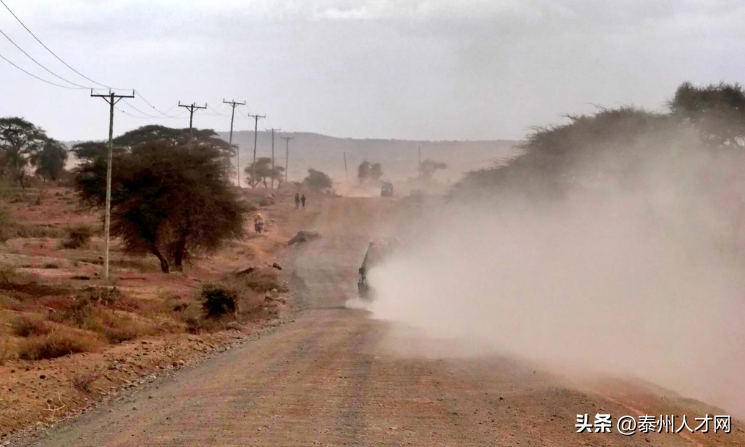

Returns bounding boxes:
[219,131,521,184]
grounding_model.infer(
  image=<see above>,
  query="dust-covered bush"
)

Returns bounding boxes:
[240,270,288,293]
[60,226,92,249]
[18,329,99,360]
[11,314,50,337]
[200,283,238,318]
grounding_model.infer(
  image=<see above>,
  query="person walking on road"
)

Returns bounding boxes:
[301,194,306,209]
[295,193,301,209]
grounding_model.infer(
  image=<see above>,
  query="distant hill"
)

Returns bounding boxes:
[220,131,521,184]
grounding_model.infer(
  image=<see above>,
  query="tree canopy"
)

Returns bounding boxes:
[670,82,745,149]
[33,140,69,181]
[74,140,248,273]
[0,117,62,188]
[453,81,745,202]
[419,159,447,179]
[304,168,334,193]
[358,160,383,183]
[244,157,285,189]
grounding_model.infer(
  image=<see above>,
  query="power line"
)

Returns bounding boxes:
[0,25,89,89]
[0,51,81,89]
[121,100,162,118]
[206,104,228,117]
[135,92,182,118]
[0,0,123,89]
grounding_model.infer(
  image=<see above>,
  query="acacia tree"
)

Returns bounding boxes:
[114,125,237,175]
[74,140,248,272]
[244,157,285,189]
[0,117,50,189]
[304,168,333,193]
[33,140,69,181]
[358,160,383,183]
[358,161,371,182]
[670,82,745,149]
[419,159,447,180]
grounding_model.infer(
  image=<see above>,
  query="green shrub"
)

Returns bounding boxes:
[200,283,238,318]
[60,226,92,249]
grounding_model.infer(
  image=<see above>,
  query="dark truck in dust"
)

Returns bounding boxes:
[381,181,394,197]
[358,237,400,299]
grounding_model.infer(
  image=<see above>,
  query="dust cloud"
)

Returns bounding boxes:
[367,149,745,415]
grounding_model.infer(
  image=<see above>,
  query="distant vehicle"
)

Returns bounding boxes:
[358,237,401,299]
[381,181,394,197]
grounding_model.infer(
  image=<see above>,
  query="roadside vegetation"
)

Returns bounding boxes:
[453,82,745,206]
[0,123,294,371]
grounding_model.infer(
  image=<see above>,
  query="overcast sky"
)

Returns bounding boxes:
[0,0,743,142]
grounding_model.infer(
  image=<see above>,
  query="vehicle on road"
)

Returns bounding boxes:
[358,237,400,299]
[381,181,394,197]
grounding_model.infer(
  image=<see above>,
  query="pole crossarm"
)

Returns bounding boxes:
[178,101,207,130]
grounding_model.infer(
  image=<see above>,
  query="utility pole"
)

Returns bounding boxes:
[266,128,281,189]
[246,113,265,187]
[418,146,422,174]
[344,152,348,183]
[178,101,207,132]
[91,89,135,283]
[281,136,294,185]
[223,99,245,187]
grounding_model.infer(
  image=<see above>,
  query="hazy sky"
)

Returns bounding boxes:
[0,0,743,141]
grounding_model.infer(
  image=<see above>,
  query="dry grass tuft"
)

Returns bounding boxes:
[58,226,92,249]
[10,314,50,337]
[18,328,100,360]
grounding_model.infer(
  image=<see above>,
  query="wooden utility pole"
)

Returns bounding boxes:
[267,128,281,189]
[418,146,422,173]
[344,152,348,183]
[223,99,245,187]
[246,113,265,187]
[178,101,207,131]
[91,89,135,282]
[281,136,294,185]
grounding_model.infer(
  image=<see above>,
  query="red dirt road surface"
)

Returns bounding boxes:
[19,198,745,446]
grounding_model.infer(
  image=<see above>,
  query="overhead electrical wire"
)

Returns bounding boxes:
[0,0,241,125]
[0,26,89,89]
[0,51,82,89]
[0,0,123,90]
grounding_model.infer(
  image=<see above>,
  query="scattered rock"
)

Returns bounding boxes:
[226,321,241,330]
[237,267,257,276]
[272,262,282,270]
[287,231,320,246]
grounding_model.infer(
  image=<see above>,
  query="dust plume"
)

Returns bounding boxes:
[367,134,745,416]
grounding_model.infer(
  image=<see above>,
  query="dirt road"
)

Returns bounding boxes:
[21,198,744,446]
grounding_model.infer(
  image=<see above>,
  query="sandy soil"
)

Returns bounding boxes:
[10,196,744,446]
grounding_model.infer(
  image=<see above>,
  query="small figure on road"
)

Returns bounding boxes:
[254,213,264,234]
[294,193,301,209]
[301,194,306,209]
